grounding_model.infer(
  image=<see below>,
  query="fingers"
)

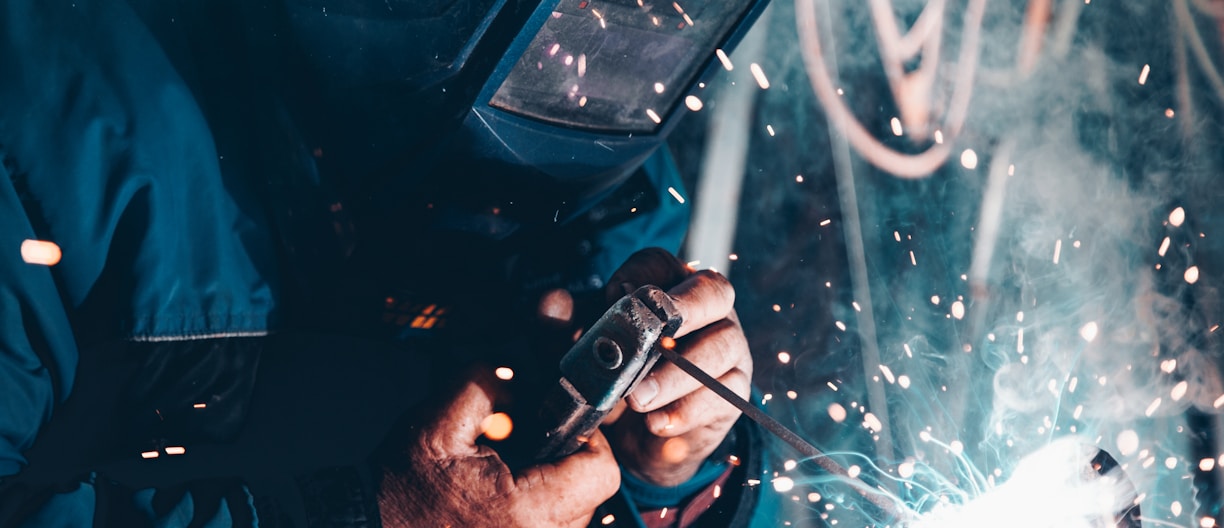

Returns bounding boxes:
[419,371,500,459]
[628,318,749,412]
[668,270,736,338]
[641,367,750,437]
[513,429,621,525]
[606,247,692,304]
[537,288,574,326]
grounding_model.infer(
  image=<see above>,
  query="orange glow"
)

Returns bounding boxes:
[165,446,186,455]
[601,514,616,525]
[481,412,514,441]
[494,367,514,380]
[192,403,207,409]
[141,451,159,459]
[660,336,677,350]
[21,239,61,266]
[660,437,690,463]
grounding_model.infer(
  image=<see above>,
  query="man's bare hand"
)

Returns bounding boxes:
[604,248,752,487]
[378,371,621,527]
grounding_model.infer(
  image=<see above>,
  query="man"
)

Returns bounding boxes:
[0,0,766,526]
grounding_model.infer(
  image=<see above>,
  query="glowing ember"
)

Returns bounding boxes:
[898,460,916,478]
[749,63,770,89]
[1170,206,1186,226]
[890,117,903,136]
[777,351,791,363]
[1200,458,1216,471]
[495,367,514,380]
[1185,266,1200,284]
[828,403,847,423]
[1171,380,1189,401]
[481,412,514,441]
[601,514,616,525]
[863,412,883,433]
[21,240,62,266]
[667,186,686,204]
[685,95,703,111]
[141,451,159,459]
[1116,430,1139,456]
[192,403,207,409]
[951,301,965,320]
[715,49,733,70]
[784,459,798,471]
[1158,236,1171,256]
[645,109,661,124]
[960,149,978,169]
[165,446,186,455]
[1078,322,1098,342]
[653,82,665,94]
[1139,64,1151,85]
[847,465,861,478]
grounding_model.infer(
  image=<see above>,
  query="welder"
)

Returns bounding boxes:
[0,0,771,526]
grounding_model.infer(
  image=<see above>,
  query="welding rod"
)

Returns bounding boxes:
[656,345,910,521]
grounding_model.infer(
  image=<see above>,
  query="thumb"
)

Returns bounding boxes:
[420,370,502,459]
[512,429,621,523]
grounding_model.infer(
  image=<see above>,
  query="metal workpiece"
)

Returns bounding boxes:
[532,285,682,462]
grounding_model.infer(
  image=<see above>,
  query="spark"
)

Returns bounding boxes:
[165,446,186,455]
[898,460,916,478]
[728,253,738,261]
[1203,517,1217,528]
[602,514,616,525]
[796,175,804,183]
[481,412,514,441]
[667,186,686,204]
[766,125,776,136]
[21,240,62,266]
[495,367,514,380]
[749,63,770,89]
[684,95,703,111]
[1069,377,1078,392]
[903,343,913,357]
[960,149,978,169]
[1079,321,1098,342]
[564,55,574,66]
[834,321,846,331]
[931,295,941,305]
[879,365,896,383]
[1145,398,1162,417]
[828,403,847,423]
[1159,236,1171,256]
[1170,206,1186,226]
[548,43,560,56]
[1161,359,1178,373]
[1201,458,1217,471]
[1172,380,1189,401]
[820,219,832,226]
[1174,502,1185,516]
[1117,430,1139,456]
[1073,404,1083,419]
[808,492,821,502]
[851,301,861,311]
[715,49,733,70]
[772,304,781,312]
[1139,64,1151,85]
[934,130,944,144]
[951,301,965,320]
[864,412,883,432]
[894,231,901,242]
[910,251,917,266]
[1053,239,1062,264]
[141,451,159,459]
[847,465,861,478]
[1017,329,1025,353]
[1214,394,1224,408]
[714,485,722,498]
[645,109,661,124]
[786,390,797,399]
[192,403,207,409]
[898,375,911,388]
[773,477,795,492]
[653,82,665,94]
[1186,266,1200,284]
[1167,457,1179,469]
[890,117,903,136]
[1166,108,1176,118]
[777,351,791,363]
[578,54,586,77]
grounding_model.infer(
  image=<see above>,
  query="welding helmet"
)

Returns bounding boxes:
[281,0,769,236]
